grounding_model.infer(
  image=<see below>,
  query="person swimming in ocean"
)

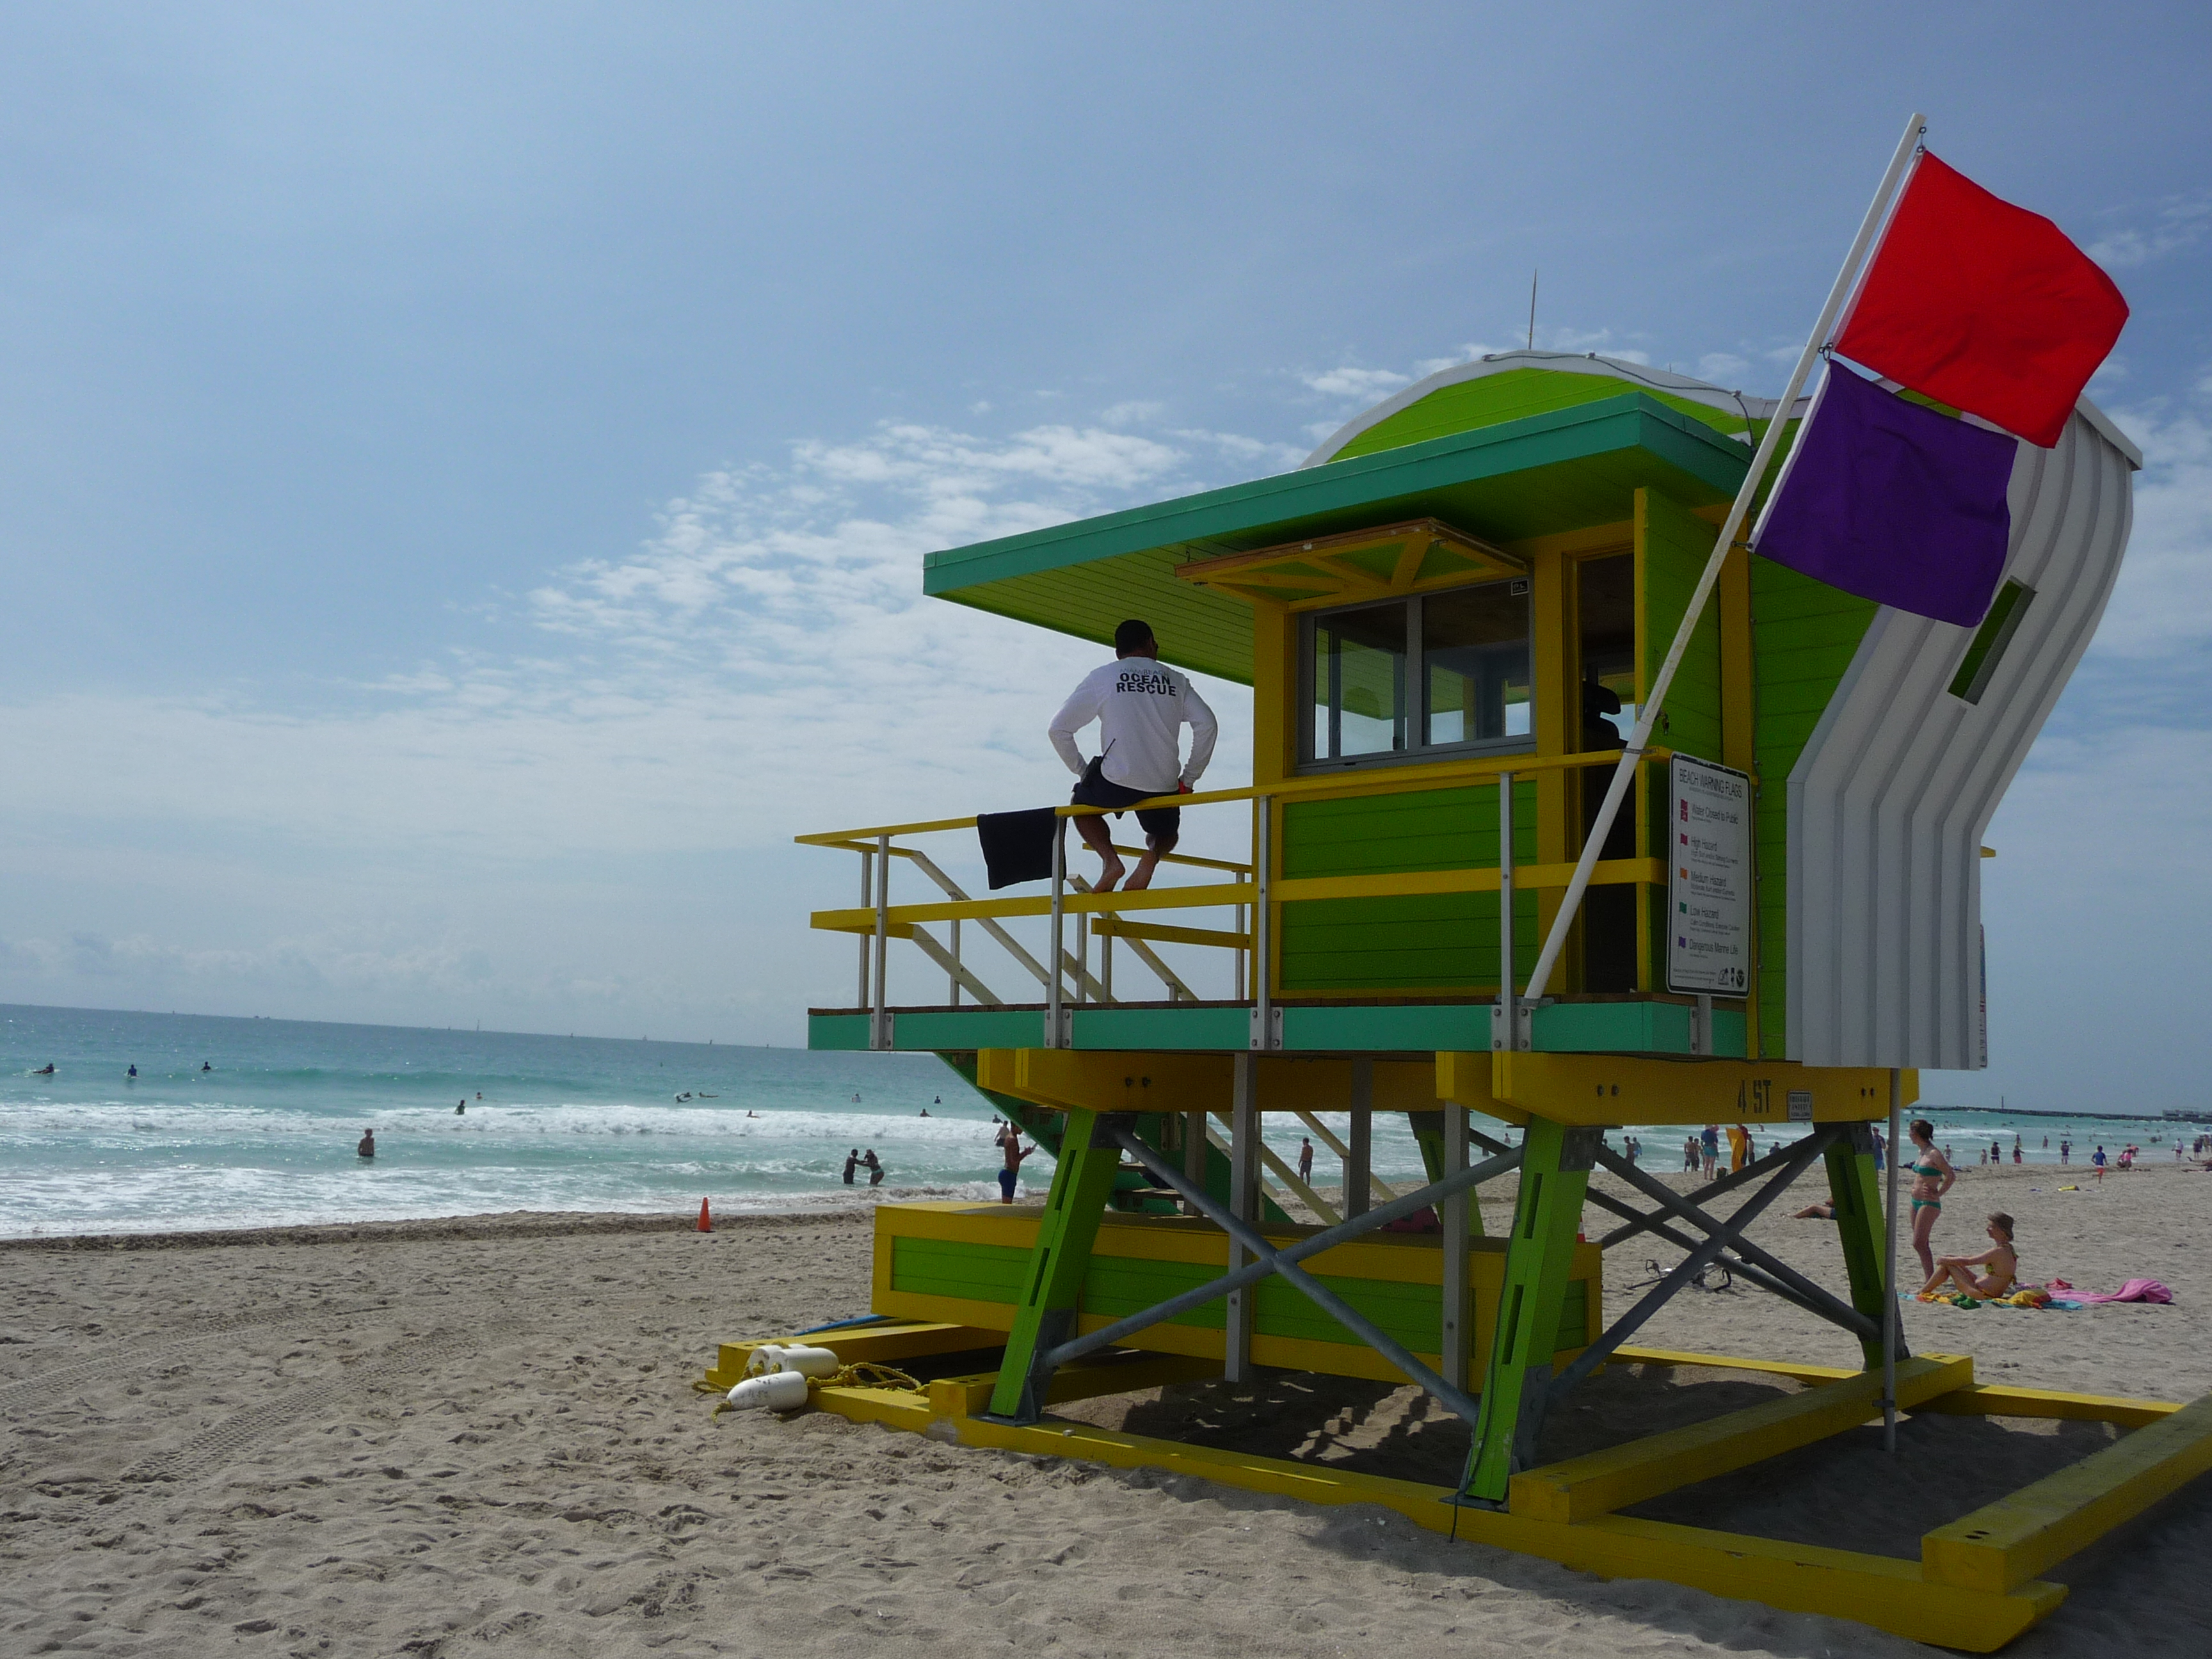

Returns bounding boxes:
[456,1100,466,1114]
[357,1129,377,1159]
[202,1061,212,1071]
[127,1064,138,1078]
[33,1063,54,1075]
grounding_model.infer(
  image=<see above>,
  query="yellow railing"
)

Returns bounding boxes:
[805,748,1678,1049]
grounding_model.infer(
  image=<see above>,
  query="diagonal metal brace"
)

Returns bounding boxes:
[1578,1182,1850,1328]
[1545,1130,1838,1406]
[1047,1139,1521,1377]
[1057,1128,1512,1428]
[1592,1139,1885,1345]
[1594,1133,1811,1247]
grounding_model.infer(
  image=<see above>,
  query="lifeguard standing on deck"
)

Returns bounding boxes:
[1048,619,1219,892]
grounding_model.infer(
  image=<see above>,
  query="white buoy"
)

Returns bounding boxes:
[745,1343,840,1379]
[722,1370,810,1412]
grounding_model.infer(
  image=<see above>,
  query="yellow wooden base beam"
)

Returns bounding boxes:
[1923,1390,2212,1593]
[791,1383,2062,1651]
[703,1322,997,1390]
[1511,1354,1973,1522]
[927,1351,1219,1418]
[1610,1345,1859,1385]
[1911,1382,2183,1430]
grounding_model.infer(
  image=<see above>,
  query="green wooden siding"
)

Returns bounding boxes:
[890,1235,1589,1355]
[1751,556,1878,1058]
[1277,781,1537,992]
[1336,367,1754,462]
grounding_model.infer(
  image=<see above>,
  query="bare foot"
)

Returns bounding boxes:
[1093,853,1125,892]
[1124,854,1161,890]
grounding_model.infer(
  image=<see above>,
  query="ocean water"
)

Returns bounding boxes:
[4,1003,2203,1238]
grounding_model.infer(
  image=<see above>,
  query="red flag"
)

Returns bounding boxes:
[1834,152,2128,447]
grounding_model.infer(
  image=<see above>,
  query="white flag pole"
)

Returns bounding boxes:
[1514,110,1927,1018]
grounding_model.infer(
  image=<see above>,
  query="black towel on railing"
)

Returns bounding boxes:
[977,807,1058,890]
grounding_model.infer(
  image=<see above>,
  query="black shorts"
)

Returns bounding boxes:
[1072,758,1180,839]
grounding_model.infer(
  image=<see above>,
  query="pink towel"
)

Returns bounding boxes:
[2069,1278,2174,1304]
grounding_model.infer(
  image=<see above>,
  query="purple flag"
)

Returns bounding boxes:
[1754,362,2017,627]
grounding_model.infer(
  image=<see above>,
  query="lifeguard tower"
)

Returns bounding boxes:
[705,349,2212,1649]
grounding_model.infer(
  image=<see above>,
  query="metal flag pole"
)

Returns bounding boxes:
[1513,110,1927,1018]
[1884,1066,1903,1452]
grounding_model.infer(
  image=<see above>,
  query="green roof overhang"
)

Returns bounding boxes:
[922,392,1752,685]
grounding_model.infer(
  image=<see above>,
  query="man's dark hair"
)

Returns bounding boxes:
[1114,619,1156,653]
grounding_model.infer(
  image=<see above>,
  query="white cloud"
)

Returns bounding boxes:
[2087,380,2212,658]
[1100,399,1165,427]
[2087,189,2212,269]
[1,413,1274,1033]
[1301,365,1409,399]
[1696,351,1750,382]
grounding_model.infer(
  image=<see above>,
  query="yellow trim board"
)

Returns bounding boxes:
[1923,1390,2212,1594]
[977,1048,1443,1116]
[1439,1050,1912,1127]
[1511,1354,1973,1523]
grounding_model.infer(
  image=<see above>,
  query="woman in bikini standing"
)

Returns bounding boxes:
[1906,1118,1955,1280]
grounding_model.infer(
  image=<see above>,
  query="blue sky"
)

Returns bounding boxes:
[3,4,2209,1106]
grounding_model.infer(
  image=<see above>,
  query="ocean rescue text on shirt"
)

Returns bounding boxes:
[1115,669,1180,696]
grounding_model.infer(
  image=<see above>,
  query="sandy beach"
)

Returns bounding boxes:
[4,1160,2210,1657]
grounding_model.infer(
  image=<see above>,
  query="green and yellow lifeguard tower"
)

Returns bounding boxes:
[705,351,2211,1649]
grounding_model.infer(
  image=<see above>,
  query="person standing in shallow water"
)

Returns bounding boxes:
[863,1149,885,1187]
[1906,1118,1955,1279]
[357,1129,376,1159]
[842,1148,860,1185]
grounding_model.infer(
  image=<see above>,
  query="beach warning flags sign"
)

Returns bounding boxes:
[697,1198,713,1233]
[1754,150,2128,627]
[1835,153,2129,449]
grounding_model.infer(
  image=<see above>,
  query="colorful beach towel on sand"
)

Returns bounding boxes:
[1905,1278,2172,1311]
[2067,1278,2174,1305]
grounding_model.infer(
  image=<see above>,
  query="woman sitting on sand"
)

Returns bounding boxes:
[1919,1212,2017,1301]
[1905,1119,1955,1279]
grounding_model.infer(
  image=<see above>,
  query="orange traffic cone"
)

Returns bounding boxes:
[696,1198,713,1233]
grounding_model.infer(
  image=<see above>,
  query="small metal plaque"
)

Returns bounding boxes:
[1786,1090,1815,1123]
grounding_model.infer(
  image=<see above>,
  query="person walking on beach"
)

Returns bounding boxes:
[2060,1139,2071,1165]
[1699,1124,1720,1181]
[996,1125,1034,1203]
[1297,1137,1314,1183]
[863,1149,885,1187]
[1048,619,1219,893]
[842,1148,860,1185]
[356,1129,376,1159]
[1905,1119,1955,1280]
[2092,1144,2107,1181]
[1683,1135,1699,1173]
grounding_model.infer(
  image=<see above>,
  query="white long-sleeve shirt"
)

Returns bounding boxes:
[1048,655,1219,794]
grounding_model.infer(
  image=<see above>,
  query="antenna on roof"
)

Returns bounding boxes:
[1527,269,1537,351]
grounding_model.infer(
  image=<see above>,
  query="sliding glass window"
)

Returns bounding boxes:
[1302,581,1532,770]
